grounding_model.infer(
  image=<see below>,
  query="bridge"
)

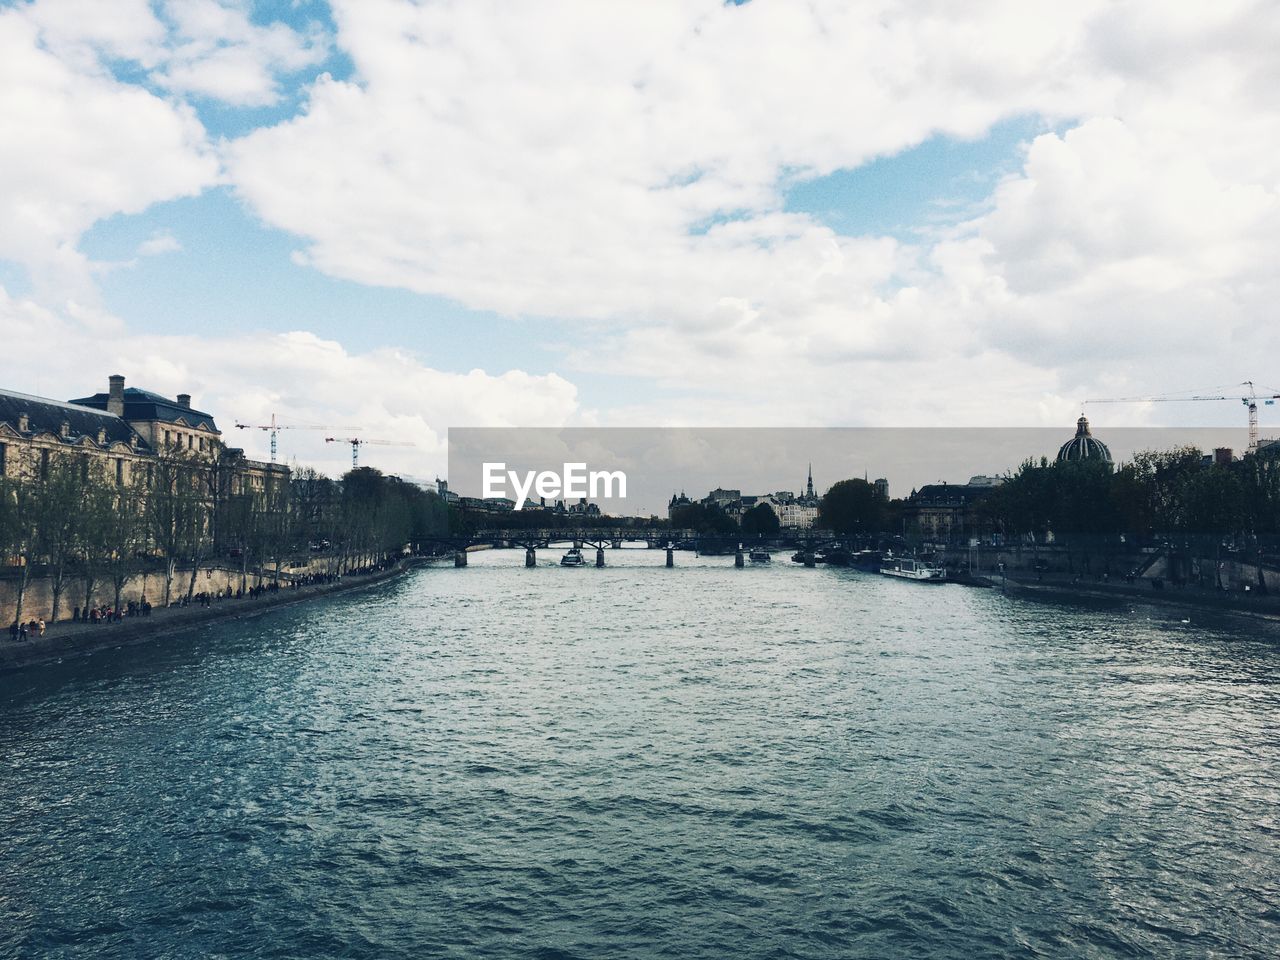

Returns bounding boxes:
[422,526,849,568]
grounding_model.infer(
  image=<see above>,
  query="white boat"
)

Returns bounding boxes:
[748,547,771,563]
[560,547,587,567]
[879,557,945,582]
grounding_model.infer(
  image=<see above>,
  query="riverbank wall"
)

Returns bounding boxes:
[0,556,343,627]
[1,557,426,672]
[999,572,1280,623]
[936,543,1280,620]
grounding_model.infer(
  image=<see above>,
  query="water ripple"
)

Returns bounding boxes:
[2,552,1279,958]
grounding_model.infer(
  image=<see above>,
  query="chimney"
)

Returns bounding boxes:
[108,374,125,417]
[176,393,191,409]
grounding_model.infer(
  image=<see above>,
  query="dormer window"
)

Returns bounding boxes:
[97,427,107,445]
[60,420,70,439]
[18,412,29,432]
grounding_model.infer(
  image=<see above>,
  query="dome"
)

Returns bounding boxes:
[1057,416,1112,465]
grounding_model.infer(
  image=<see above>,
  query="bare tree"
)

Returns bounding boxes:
[0,456,43,633]
[35,456,87,622]
[101,484,145,613]
[146,449,204,606]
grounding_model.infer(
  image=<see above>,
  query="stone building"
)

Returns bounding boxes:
[0,375,287,495]
[902,480,999,543]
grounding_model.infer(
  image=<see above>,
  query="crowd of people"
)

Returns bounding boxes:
[8,618,45,642]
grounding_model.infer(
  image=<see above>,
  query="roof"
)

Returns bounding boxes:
[1056,416,1113,465]
[909,483,995,505]
[69,387,218,432]
[0,387,149,450]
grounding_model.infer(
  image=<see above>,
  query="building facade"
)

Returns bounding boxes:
[0,375,287,497]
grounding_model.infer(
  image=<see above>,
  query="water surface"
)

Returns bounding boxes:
[2,548,1278,958]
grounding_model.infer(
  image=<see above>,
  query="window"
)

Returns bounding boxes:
[116,459,124,486]
[164,430,172,447]
[187,434,193,450]
[40,448,50,480]
[0,442,6,476]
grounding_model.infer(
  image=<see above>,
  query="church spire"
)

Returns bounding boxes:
[806,462,814,499]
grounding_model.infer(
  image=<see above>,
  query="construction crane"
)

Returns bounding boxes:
[1084,381,1280,452]
[325,436,413,469]
[234,414,353,463]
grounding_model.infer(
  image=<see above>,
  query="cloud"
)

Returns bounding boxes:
[5,0,1280,437]
[0,285,579,479]
[0,5,218,302]
[222,0,1280,425]
[154,0,328,107]
[137,231,184,257]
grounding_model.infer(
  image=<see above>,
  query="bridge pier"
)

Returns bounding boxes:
[666,546,674,568]
[803,551,816,568]
[525,547,536,567]
[611,538,621,549]
[735,546,745,568]
[596,547,606,568]
[454,550,468,568]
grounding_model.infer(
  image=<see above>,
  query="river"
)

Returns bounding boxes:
[2,547,1278,958]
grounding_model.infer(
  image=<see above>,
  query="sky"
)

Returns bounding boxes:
[2,0,1279,482]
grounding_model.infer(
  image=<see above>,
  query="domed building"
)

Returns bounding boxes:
[1057,415,1113,466]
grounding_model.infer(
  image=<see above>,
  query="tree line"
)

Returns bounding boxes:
[977,450,1280,575]
[667,500,782,536]
[1,448,448,630]
[811,450,1280,583]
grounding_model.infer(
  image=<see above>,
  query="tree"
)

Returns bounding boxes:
[147,449,206,606]
[0,458,43,632]
[818,479,887,536]
[741,502,780,536]
[101,485,145,613]
[34,456,87,622]
[77,466,121,615]
[669,500,737,534]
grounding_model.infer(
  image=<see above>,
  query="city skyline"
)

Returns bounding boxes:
[3,0,1278,483]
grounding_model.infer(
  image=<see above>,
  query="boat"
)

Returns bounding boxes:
[560,547,587,567]
[850,550,884,572]
[819,546,852,566]
[879,557,945,582]
[748,547,771,563]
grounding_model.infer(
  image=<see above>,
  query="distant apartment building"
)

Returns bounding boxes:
[683,462,824,529]
[775,499,819,529]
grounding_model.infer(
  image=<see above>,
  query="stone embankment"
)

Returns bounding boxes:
[1,558,427,672]
[1000,570,1280,623]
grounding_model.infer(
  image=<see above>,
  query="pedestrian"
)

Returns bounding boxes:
[8,621,17,642]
